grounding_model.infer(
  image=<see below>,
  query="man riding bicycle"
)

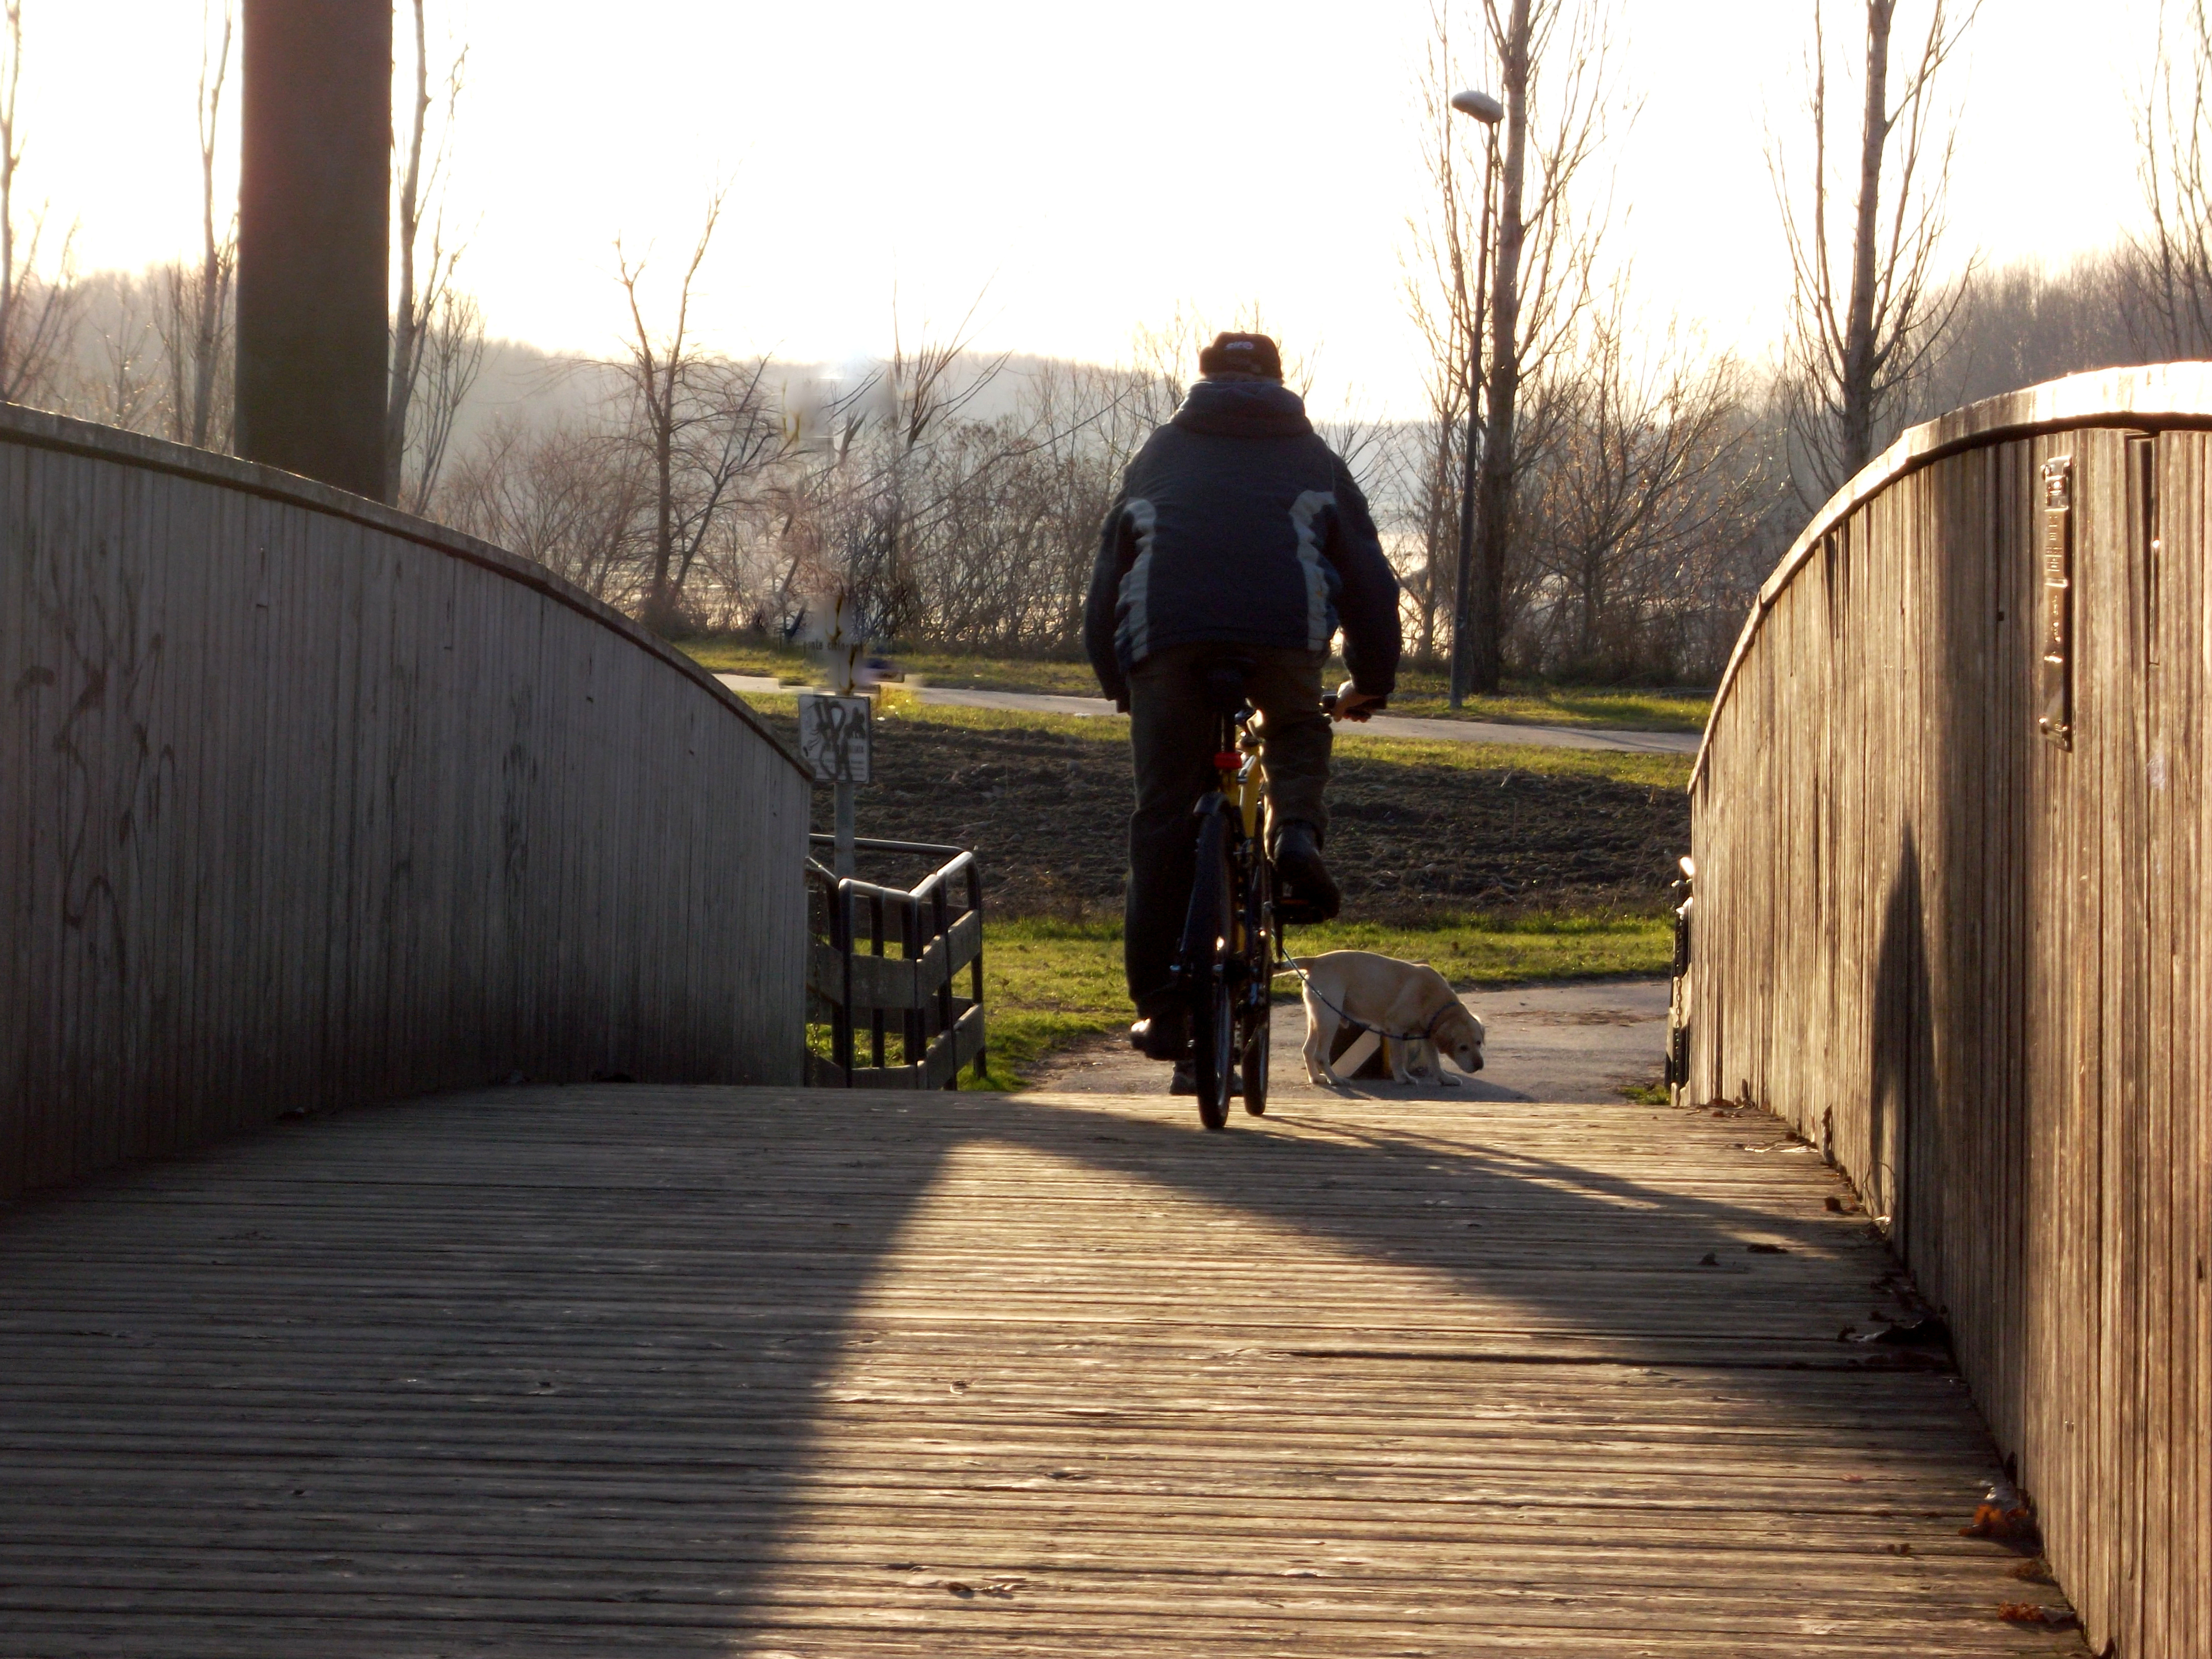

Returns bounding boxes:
[1083,331,1402,1081]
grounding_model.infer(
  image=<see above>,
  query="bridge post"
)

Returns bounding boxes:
[235,0,391,499]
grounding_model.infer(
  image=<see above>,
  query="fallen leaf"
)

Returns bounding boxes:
[1962,1502,2039,1543]
[1697,1251,1719,1266]
[1996,1603,2076,1629]
[1747,1242,1788,1254]
[2010,1557,2057,1585]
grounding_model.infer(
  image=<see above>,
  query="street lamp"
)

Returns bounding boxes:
[1447,87,1502,709]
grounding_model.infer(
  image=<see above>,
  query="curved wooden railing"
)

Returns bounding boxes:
[0,404,810,1197]
[1690,364,2212,1659]
[803,835,986,1090]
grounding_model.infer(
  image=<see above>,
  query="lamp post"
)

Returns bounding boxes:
[1446,88,1503,709]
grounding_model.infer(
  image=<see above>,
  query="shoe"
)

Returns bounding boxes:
[1130,1006,1189,1060]
[1272,820,1342,922]
[1171,1062,1240,1096]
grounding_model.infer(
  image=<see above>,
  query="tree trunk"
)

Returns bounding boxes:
[648,372,675,632]
[189,8,232,452]
[383,0,429,504]
[1838,0,1894,478]
[0,3,23,399]
[1472,0,1531,695]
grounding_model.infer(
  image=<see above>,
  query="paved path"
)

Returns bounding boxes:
[1039,976,1672,1104]
[717,675,1704,755]
[0,1084,2077,1654]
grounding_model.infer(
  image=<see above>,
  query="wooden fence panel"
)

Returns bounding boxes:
[1689,366,2212,1659]
[0,405,810,1199]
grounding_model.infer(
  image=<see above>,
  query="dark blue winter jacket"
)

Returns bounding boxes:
[1083,377,1402,709]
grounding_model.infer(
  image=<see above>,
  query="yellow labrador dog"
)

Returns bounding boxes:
[1292,950,1486,1088]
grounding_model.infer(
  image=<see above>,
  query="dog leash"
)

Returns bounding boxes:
[1269,933,1457,1047]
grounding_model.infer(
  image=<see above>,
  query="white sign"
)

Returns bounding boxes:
[798,694,873,784]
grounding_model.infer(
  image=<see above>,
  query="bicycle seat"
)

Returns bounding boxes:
[1201,657,1256,715]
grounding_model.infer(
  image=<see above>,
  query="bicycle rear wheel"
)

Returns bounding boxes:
[1183,809,1237,1131]
[1241,850,1272,1116]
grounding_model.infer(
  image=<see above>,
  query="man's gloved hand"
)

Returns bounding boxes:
[1331,679,1385,722]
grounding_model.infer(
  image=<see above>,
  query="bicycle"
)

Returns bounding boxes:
[1172,662,1275,1130]
[1171,665,1384,1131]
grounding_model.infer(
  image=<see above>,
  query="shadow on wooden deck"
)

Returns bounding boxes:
[0,1086,2083,1656]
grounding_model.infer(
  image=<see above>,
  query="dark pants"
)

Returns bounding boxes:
[1124,643,1332,1013]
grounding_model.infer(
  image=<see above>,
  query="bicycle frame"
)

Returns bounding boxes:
[1176,701,1275,1128]
[1217,709,1265,906]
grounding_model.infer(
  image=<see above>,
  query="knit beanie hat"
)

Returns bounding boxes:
[1197,332,1284,381]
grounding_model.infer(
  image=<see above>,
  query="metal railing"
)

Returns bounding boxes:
[805,836,986,1089]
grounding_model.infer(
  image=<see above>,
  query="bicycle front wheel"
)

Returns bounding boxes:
[1185,810,1237,1131]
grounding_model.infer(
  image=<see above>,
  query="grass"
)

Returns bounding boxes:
[749,691,1694,792]
[962,919,1130,1091]
[674,637,814,681]
[673,633,1711,732]
[962,909,1672,1092]
[897,651,1102,697]
[673,636,1102,697]
[1332,727,1691,790]
[1376,669,1711,733]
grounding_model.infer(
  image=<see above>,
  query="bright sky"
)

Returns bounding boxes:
[20,0,2171,417]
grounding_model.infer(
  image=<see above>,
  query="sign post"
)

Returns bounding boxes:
[798,592,871,879]
[798,692,871,878]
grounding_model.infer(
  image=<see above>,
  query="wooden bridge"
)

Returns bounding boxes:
[0,1083,2078,1655]
[8,379,2204,1654]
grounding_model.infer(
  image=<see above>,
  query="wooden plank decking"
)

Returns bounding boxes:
[0,1086,2083,1656]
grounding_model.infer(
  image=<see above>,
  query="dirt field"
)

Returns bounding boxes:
[762,709,1690,921]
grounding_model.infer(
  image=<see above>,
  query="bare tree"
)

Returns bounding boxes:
[1408,0,1613,693]
[159,1,234,451]
[770,291,1018,641]
[874,294,1015,633]
[1402,4,1487,667]
[0,0,77,406]
[385,0,474,504]
[615,196,719,632]
[59,271,166,433]
[1936,249,2145,405]
[1474,0,1624,690]
[1773,0,1981,501]
[438,409,651,604]
[1525,299,1761,677]
[2131,0,2212,355]
[397,285,483,515]
[611,191,784,634]
[430,316,1795,682]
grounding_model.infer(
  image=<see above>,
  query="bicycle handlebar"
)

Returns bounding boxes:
[1320,691,1388,720]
